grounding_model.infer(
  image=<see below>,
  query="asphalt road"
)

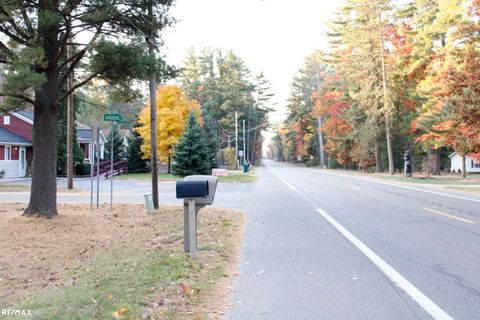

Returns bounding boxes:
[0,177,254,208]
[226,161,480,320]
[2,162,480,319]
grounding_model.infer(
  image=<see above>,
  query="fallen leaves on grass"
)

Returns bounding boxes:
[179,283,194,298]
[112,307,129,319]
[0,203,244,319]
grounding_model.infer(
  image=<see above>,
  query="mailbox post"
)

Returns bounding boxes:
[404,151,412,177]
[176,176,218,259]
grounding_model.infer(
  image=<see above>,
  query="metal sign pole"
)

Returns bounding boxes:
[96,127,100,209]
[90,127,94,211]
[110,120,114,211]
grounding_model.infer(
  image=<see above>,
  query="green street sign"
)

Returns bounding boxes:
[104,113,122,122]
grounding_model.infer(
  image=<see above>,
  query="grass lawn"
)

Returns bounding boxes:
[0,203,244,319]
[117,170,256,183]
[317,168,480,186]
[446,186,480,193]
[0,184,82,193]
[374,174,480,185]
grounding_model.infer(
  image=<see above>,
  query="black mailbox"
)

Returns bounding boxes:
[176,180,209,199]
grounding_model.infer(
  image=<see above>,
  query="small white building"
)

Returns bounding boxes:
[449,152,480,173]
[76,123,107,164]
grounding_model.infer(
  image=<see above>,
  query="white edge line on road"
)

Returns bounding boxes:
[316,170,480,203]
[316,207,454,320]
[266,166,454,320]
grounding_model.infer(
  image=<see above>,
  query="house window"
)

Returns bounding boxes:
[3,116,10,125]
[473,160,480,168]
[5,146,11,160]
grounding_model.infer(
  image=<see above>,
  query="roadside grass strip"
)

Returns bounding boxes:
[0,203,244,320]
[317,170,480,204]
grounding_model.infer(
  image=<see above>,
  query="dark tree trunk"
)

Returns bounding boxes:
[462,155,467,178]
[375,140,383,173]
[168,153,171,174]
[24,0,60,218]
[432,148,441,175]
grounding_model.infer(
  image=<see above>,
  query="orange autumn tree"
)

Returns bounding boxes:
[312,88,354,167]
[137,85,201,172]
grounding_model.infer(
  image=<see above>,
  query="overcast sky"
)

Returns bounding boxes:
[162,0,344,125]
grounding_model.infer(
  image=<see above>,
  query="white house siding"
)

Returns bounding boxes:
[450,154,463,172]
[449,153,480,173]
[0,160,20,178]
[468,158,480,173]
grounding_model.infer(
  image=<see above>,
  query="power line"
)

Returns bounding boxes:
[99,0,148,38]
[77,98,109,112]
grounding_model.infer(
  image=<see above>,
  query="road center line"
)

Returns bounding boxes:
[422,207,476,225]
[346,184,361,191]
[316,208,454,320]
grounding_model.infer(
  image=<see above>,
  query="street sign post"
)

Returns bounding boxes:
[104,113,122,211]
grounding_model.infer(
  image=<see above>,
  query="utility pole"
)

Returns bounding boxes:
[251,120,258,164]
[66,30,74,189]
[235,112,238,169]
[148,2,159,208]
[246,104,251,163]
[243,119,246,165]
[379,11,394,175]
[317,117,325,168]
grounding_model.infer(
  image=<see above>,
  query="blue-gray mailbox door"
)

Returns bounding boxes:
[176,180,209,199]
[183,175,218,205]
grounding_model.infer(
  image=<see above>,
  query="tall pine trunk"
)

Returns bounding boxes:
[24,0,60,218]
[168,153,171,174]
[375,140,383,173]
[385,118,394,175]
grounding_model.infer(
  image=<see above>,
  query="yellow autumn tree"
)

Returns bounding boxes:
[137,85,201,172]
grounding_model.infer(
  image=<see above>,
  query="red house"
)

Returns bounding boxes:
[0,111,33,178]
[0,111,105,179]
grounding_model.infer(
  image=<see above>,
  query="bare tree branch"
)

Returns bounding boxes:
[20,7,35,37]
[58,24,104,87]
[0,25,28,45]
[0,41,16,61]
[0,92,36,106]
[0,7,31,43]
[58,71,101,103]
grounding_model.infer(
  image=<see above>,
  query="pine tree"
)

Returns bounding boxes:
[104,124,125,162]
[0,0,175,218]
[203,118,220,169]
[127,119,148,173]
[172,112,211,176]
